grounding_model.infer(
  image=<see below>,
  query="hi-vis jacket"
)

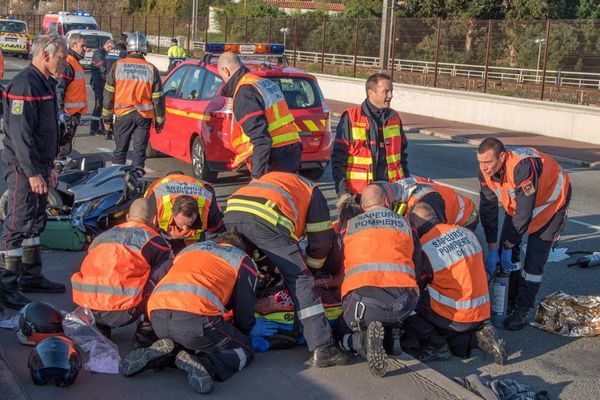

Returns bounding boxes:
[332,101,408,195]
[56,50,87,116]
[226,172,334,269]
[420,223,490,323]
[341,208,418,298]
[71,220,172,311]
[144,174,224,241]
[102,53,165,122]
[229,72,300,169]
[147,241,258,332]
[479,147,570,244]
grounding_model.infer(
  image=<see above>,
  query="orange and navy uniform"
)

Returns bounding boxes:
[71,220,173,312]
[56,49,87,116]
[147,241,258,333]
[332,100,409,195]
[418,223,490,324]
[221,66,301,179]
[479,147,571,245]
[102,53,165,123]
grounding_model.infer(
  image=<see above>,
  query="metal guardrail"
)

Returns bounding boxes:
[187,41,600,90]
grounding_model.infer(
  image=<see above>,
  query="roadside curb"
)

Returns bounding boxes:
[330,111,598,170]
[0,344,29,400]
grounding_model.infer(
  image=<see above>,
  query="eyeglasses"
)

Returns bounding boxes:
[42,37,60,53]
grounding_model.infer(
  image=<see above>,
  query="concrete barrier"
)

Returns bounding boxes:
[146,53,600,145]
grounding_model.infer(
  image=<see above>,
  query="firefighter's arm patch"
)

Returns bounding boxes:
[521,180,536,196]
[10,99,24,115]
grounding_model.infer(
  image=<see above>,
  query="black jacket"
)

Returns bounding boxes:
[105,47,127,80]
[56,49,84,114]
[90,47,107,82]
[1,64,59,176]
[230,256,259,333]
[332,99,409,195]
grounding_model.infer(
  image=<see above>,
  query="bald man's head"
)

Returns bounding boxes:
[217,52,242,83]
[409,202,437,231]
[127,198,157,226]
[361,183,393,211]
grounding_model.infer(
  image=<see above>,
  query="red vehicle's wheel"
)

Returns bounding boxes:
[191,137,218,182]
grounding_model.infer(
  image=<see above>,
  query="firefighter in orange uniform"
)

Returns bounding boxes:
[102,32,165,172]
[217,51,302,178]
[121,232,258,394]
[71,198,173,346]
[55,33,87,168]
[144,172,224,252]
[405,202,506,365]
[478,138,571,330]
[337,183,421,377]
[331,73,409,198]
[224,171,352,368]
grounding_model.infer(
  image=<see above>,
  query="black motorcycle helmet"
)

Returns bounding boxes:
[17,302,64,346]
[28,336,82,387]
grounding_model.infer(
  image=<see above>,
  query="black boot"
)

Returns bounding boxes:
[363,321,387,377]
[20,245,65,293]
[503,306,530,331]
[131,320,159,349]
[308,341,353,368]
[0,254,31,310]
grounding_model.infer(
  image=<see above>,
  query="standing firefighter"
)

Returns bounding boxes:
[55,33,87,170]
[102,32,165,173]
[217,52,302,178]
[477,138,571,330]
[90,39,115,137]
[331,72,409,198]
[0,35,68,311]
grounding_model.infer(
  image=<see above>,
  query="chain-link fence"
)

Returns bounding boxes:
[14,15,600,106]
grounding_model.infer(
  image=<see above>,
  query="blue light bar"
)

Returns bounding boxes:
[74,10,91,16]
[204,42,285,55]
[204,43,225,53]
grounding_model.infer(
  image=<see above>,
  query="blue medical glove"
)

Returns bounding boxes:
[247,335,270,352]
[484,250,499,277]
[500,248,518,273]
[58,113,69,124]
[250,319,279,337]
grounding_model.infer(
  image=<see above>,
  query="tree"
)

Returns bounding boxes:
[343,0,382,18]
[577,0,600,19]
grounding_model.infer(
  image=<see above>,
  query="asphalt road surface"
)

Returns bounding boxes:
[1,56,600,400]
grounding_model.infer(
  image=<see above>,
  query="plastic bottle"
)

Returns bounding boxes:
[490,270,510,327]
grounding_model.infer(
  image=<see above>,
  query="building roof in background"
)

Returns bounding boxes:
[262,0,346,12]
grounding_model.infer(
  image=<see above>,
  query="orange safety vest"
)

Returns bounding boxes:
[341,209,417,298]
[71,221,157,311]
[345,106,405,194]
[113,57,156,119]
[482,147,570,233]
[229,73,301,169]
[144,174,214,240]
[226,171,314,239]
[420,224,490,323]
[404,182,476,228]
[64,54,87,115]
[147,241,247,318]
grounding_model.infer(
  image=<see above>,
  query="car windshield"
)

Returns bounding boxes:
[0,21,26,34]
[83,35,110,50]
[267,77,322,110]
[64,23,98,32]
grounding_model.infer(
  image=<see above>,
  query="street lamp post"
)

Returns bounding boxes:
[535,38,546,84]
[280,27,289,48]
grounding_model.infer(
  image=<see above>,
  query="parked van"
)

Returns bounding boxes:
[42,11,98,36]
[0,18,31,58]
[66,29,112,68]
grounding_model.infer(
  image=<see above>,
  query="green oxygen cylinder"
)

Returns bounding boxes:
[490,268,510,327]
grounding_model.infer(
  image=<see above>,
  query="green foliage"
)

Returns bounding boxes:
[343,0,383,18]
[577,0,600,19]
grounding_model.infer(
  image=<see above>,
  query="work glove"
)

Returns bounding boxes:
[500,248,519,273]
[247,335,270,352]
[154,120,164,134]
[249,319,279,337]
[484,250,499,278]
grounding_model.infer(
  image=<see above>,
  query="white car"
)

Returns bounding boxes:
[66,29,113,69]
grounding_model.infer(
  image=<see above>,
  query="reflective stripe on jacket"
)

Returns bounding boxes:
[226,171,314,239]
[229,73,300,168]
[341,209,417,298]
[420,224,490,323]
[112,57,156,118]
[144,174,214,240]
[405,182,477,228]
[64,54,87,115]
[345,106,405,194]
[482,147,570,233]
[147,241,246,317]
[71,221,157,311]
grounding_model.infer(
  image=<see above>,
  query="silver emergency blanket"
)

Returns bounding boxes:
[531,291,600,337]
